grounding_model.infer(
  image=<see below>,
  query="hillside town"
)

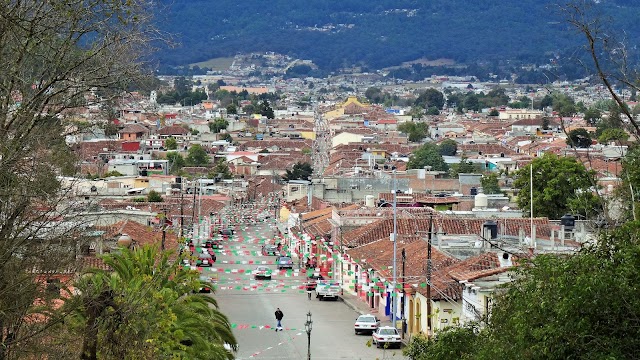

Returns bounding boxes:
[63,67,631,344]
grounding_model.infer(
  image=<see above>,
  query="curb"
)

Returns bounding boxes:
[340,296,366,315]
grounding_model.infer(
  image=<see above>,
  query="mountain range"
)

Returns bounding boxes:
[155,0,640,72]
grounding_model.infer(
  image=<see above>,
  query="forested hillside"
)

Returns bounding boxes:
[155,0,640,72]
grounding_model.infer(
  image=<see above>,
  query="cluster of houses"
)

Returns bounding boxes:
[58,75,633,338]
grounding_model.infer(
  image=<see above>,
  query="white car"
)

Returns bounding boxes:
[251,266,272,280]
[372,326,401,349]
[354,314,380,335]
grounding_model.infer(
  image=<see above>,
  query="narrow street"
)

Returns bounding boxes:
[200,204,406,360]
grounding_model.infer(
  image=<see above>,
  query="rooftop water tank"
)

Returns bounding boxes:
[365,195,375,208]
[560,214,575,230]
[483,220,498,239]
[475,193,488,208]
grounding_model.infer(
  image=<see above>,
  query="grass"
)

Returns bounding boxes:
[189,57,235,71]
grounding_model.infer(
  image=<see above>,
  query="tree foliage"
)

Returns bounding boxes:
[407,143,448,171]
[438,139,458,156]
[209,160,233,180]
[415,89,445,110]
[404,326,479,360]
[209,118,229,133]
[186,144,210,166]
[513,153,598,219]
[147,190,163,202]
[398,121,428,142]
[598,128,628,144]
[167,152,186,174]
[566,128,592,148]
[71,246,237,359]
[282,162,313,182]
[0,0,157,356]
[165,137,178,150]
[481,173,503,194]
[449,157,480,177]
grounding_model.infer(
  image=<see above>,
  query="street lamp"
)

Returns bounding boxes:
[305,311,313,360]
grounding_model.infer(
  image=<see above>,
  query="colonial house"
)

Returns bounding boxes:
[119,123,150,141]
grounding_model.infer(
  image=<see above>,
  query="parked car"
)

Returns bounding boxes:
[197,258,213,267]
[252,266,272,280]
[372,327,401,349]
[197,275,213,293]
[197,252,214,267]
[204,239,222,249]
[354,314,380,335]
[219,228,234,236]
[262,244,278,256]
[276,256,293,269]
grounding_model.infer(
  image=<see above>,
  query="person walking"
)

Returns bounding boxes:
[306,282,313,300]
[275,308,284,331]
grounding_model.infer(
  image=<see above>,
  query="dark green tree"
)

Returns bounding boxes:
[463,93,480,112]
[208,118,229,133]
[165,137,178,150]
[186,144,210,166]
[450,157,479,177]
[481,173,502,194]
[147,190,163,202]
[415,89,445,110]
[407,143,448,171]
[258,100,275,119]
[475,222,640,359]
[226,104,237,114]
[488,109,500,116]
[403,325,479,360]
[364,87,384,103]
[209,159,233,179]
[282,162,313,181]
[166,152,186,174]
[513,153,598,219]
[584,107,601,126]
[566,128,592,148]
[539,94,554,109]
[398,121,428,142]
[438,139,458,156]
[220,133,233,143]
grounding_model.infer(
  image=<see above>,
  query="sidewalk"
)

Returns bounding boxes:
[341,292,412,346]
[340,292,376,317]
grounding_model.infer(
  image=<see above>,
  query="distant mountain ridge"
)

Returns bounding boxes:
[155,0,640,71]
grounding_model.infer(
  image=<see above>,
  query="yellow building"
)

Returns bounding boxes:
[324,96,368,119]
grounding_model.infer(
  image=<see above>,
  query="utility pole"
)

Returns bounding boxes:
[179,190,184,239]
[392,168,397,329]
[401,247,406,337]
[426,214,433,337]
[161,207,167,251]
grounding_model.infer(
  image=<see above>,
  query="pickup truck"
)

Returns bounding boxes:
[315,280,341,301]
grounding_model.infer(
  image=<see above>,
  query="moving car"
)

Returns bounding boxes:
[315,281,341,301]
[372,327,401,349]
[354,314,380,335]
[276,256,293,269]
[262,244,278,256]
[252,266,272,280]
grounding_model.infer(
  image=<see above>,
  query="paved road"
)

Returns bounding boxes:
[206,216,406,360]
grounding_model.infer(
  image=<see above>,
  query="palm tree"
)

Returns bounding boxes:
[72,245,237,359]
